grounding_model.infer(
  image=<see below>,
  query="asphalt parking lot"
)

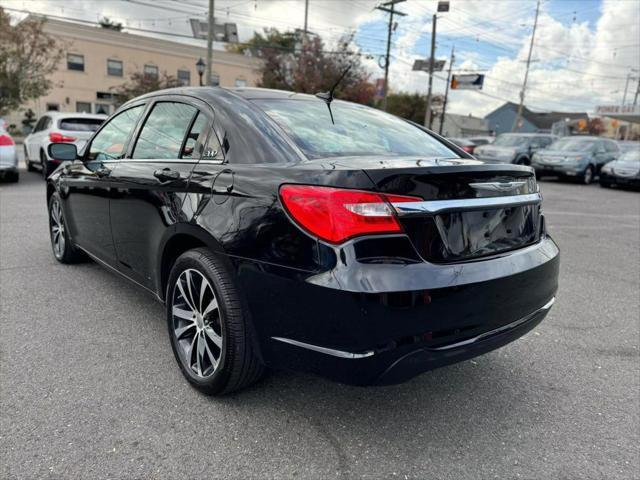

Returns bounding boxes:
[1,160,639,479]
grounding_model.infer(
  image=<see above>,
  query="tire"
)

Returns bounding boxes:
[41,150,49,180]
[7,171,19,183]
[166,248,264,395]
[25,146,36,172]
[48,192,84,263]
[581,165,594,185]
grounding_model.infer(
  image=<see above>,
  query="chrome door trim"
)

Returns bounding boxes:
[392,192,542,216]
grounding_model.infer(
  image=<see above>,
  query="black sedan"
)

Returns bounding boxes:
[599,149,640,189]
[45,87,559,395]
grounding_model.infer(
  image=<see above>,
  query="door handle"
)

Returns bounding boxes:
[154,168,181,182]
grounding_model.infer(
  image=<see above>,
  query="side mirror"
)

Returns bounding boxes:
[48,142,78,161]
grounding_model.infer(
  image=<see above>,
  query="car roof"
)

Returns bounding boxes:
[41,112,107,120]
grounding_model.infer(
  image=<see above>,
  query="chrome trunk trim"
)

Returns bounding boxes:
[392,192,542,216]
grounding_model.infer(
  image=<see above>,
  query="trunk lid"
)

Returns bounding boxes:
[310,156,541,263]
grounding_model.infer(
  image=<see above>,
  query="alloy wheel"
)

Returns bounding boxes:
[171,269,223,378]
[50,199,66,259]
[583,166,593,184]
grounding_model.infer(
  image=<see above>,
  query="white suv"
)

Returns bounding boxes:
[24,112,106,178]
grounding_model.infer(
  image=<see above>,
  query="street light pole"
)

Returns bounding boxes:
[206,0,214,86]
[196,58,205,86]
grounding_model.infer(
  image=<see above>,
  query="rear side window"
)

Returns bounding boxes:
[87,106,144,161]
[254,99,456,160]
[59,118,104,132]
[132,102,198,159]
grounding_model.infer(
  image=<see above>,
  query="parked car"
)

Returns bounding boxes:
[473,133,556,165]
[447,137,476,154]
[617,140,640,153]
[531,136,620,184]
[45,87,559,395]
[466,136,495,146]
[0,126,19,182]
[24,112,106,178]
[599,148,640,190]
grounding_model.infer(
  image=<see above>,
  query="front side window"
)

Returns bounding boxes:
[177,69,191,86]
[107,59,123,77]
[132,102,197,159]
[67,54,85,71]
[254,99,457,160]
[144,64,159,80]
[88,105,144,161]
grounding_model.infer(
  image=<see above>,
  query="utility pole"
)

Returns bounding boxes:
[303,0,309,38]
[512,0,540,132]
[206,0,214,85]
[424,13,437,128]
[439,46,455,136]
[376,0,406,111]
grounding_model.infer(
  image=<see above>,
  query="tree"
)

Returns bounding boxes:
[385,93,426,124]
[587,117,605,136]
[231,28,376,105]
[111,71,182,106]
[0,8,64,116]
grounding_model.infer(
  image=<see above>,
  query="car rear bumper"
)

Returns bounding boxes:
[599,171,640,188]
[233,236,560,385]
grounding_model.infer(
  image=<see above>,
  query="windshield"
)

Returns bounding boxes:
[254,99,457,160]
[548,138,597,152]
[618,149,640,164]
[492,135,529,147]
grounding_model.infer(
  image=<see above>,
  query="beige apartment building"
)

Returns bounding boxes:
[12,16,262,123]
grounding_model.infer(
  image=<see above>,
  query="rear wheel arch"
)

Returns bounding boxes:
[158,226,226,302]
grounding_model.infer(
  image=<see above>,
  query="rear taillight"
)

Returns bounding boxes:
[49,132,76,143]
[462,146,474,153]
[0,134,14,146]
[279,185,420,244]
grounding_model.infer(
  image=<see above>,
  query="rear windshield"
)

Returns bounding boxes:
[254,99,457,160]
[549,138,597,152]
[58,118,104,132]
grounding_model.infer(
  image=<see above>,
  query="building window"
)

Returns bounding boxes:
[235,78,247,87]
[76,102,92,113]
[46,103,60,111]
[96,91,115,101]
[107,59,123,77]
[67,54,85,72]
[144,64,159,80]
[95,103,111,115]
[210,74,220,87]
[177,69,191,86]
